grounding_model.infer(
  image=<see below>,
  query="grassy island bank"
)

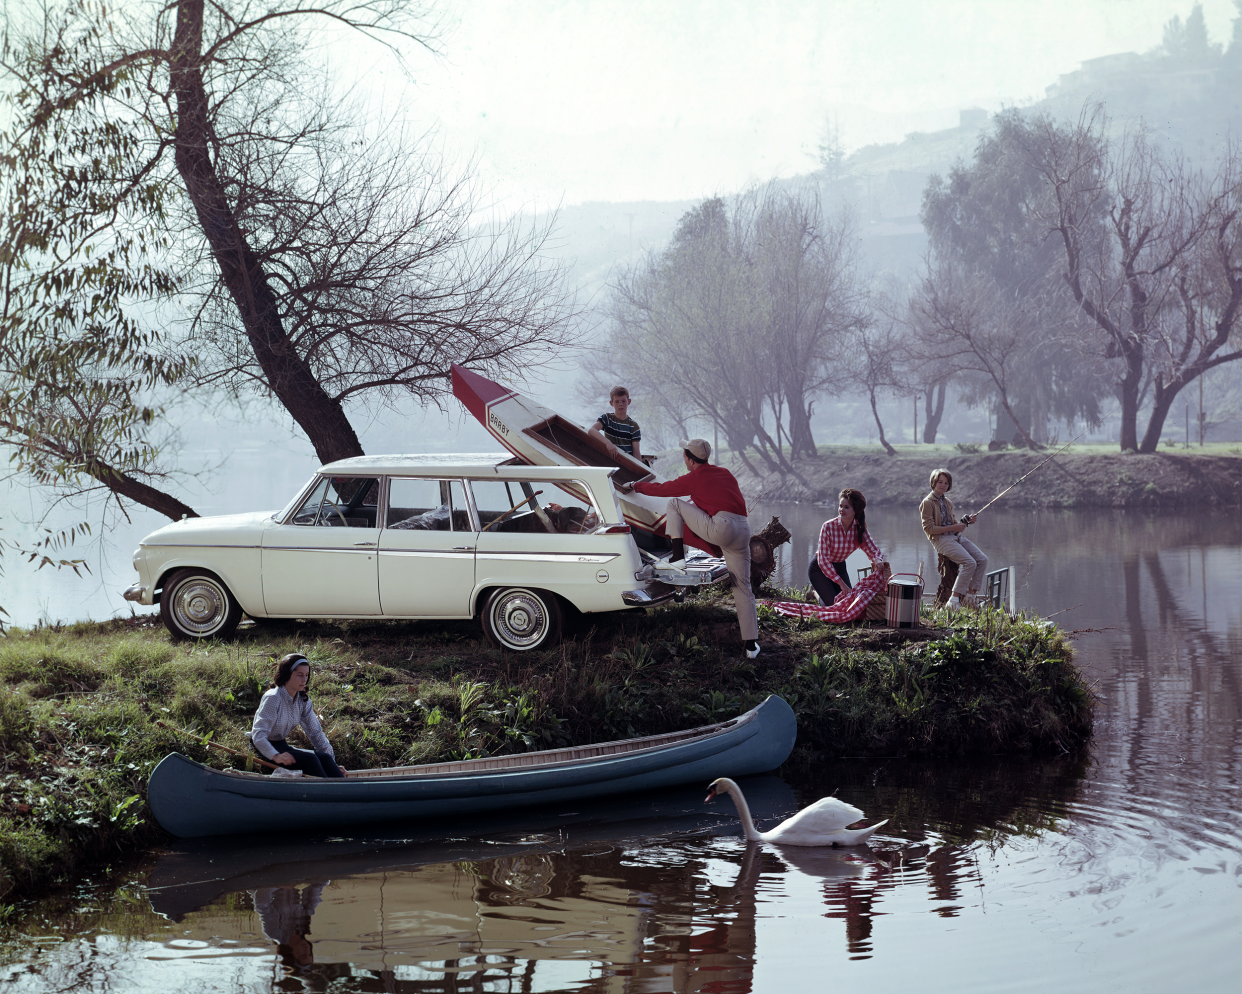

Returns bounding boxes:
[725,443,1242,510]
[0,597,1093,907]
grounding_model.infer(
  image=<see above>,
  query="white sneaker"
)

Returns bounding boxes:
[744,640,760,660]
[947,595,961,612]
[661,558,688,573]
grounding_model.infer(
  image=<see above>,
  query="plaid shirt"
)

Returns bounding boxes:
[817,517,885,582]
[249,686,334,760]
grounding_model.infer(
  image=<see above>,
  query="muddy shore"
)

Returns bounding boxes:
[724,447,1242,510]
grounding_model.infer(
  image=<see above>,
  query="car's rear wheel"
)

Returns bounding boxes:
[481,587,562,652]
[160,568,243,640]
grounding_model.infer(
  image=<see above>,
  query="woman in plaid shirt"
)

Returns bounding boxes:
[808,489,886,606]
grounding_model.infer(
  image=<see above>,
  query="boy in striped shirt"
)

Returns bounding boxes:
[589,385,643,462]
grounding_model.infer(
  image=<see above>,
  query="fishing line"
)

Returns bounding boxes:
[970,408,1117,520]
[973,408,1115,615]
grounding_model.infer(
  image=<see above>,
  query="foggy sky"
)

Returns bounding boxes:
[353,0,1242,206]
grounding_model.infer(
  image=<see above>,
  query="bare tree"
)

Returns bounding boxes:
[1019,107,1242,451]
[912,259,1049,449]
[742,184,868,459]
[1,0,582,532]
[850,315,904,456]
[600,186,866,477]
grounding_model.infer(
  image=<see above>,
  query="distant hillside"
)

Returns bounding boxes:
[527,42,1242,441]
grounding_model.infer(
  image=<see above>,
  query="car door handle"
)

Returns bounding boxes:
[453,546,474,551]
[353,542,376,547]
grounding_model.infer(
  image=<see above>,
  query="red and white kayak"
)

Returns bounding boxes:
[451,363,673,539]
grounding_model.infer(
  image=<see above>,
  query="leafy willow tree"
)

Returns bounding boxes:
[1,0,580,528]
[919,109,1107,447]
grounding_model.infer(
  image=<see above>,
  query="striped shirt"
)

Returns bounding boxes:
[817,516,885,581]
[596,413,641,454]
[249,686,335,760]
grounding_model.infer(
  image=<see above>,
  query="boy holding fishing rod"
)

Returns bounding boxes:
[920,468,988,611]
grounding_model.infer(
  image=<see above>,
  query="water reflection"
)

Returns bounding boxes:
[2,510,1239,993]
[252,882,324,973]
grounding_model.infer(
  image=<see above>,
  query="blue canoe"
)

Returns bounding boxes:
[147,694,797,838]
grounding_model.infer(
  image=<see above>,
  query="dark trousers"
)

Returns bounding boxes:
[809,558,851,605]
[268,739,344,778]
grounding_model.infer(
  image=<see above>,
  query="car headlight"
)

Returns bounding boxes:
[132,547,143,571]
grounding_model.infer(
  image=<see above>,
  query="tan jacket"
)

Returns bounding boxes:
[919,491,957,540]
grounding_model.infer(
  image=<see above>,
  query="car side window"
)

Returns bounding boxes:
[470,479,599,534]
[289,477,379,527]
[387,479,470,531]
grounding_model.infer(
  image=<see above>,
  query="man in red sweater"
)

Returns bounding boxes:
[621,438,759,659]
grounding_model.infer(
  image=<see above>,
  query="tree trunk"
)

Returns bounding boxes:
[1031,379,1049,445]
[1117,343,1143,451]
[921,380,946,443]
[786,394,819,459]
[868,389,898,456]
[170,0,363,466]
[996,391,1041,450]
[1,418,199,520]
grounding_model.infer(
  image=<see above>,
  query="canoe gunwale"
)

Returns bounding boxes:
[213,707,754,785]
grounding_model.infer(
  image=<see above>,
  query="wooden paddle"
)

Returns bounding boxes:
[155,719,280,770]
[480,489,544,531]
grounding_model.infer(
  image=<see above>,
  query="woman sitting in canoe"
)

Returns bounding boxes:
[249,654,347,778]
[808,488,888,605]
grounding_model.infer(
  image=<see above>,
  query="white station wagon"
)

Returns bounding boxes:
[123,455,722,650]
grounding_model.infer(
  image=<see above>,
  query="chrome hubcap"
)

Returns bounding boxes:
[173,578,226,635]
[494,591,546,649]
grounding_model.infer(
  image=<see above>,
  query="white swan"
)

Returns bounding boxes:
[706,777,888,847]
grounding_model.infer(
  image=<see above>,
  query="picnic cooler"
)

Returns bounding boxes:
[863,562,892,621]
[886,574,923,628]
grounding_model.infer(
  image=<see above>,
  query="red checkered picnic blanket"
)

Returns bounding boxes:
[761,570,888,623]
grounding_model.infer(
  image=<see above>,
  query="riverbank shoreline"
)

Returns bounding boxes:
[0,598,1092,906]
[722,446,1242,509]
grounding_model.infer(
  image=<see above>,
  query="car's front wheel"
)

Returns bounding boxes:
[481,587,562,652]
[160,568,243,640]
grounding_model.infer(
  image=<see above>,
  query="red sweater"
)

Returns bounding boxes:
[634,464,748,517]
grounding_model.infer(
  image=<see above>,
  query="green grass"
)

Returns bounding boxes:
[0,598,1093,905]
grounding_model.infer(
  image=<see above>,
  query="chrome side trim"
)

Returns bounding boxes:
[142,543,259,549]
[379,550,475,558]
[262,547,377,555]
[477,552,620,564]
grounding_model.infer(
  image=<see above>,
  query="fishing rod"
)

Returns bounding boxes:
[965,409,1116,522]
[155,719,280,770]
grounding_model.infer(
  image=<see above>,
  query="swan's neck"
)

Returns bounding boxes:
[725,783,763,842]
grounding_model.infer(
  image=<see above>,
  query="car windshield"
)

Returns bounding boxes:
[274,477,317,521]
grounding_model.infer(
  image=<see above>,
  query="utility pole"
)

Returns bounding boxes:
[1199,375,1205,446]
[913,394,919,444]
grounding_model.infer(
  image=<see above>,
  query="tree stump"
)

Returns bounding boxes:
[934,554,959,607]
[749,516,792,593]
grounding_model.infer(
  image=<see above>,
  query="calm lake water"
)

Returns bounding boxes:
[2,506,1239,993]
